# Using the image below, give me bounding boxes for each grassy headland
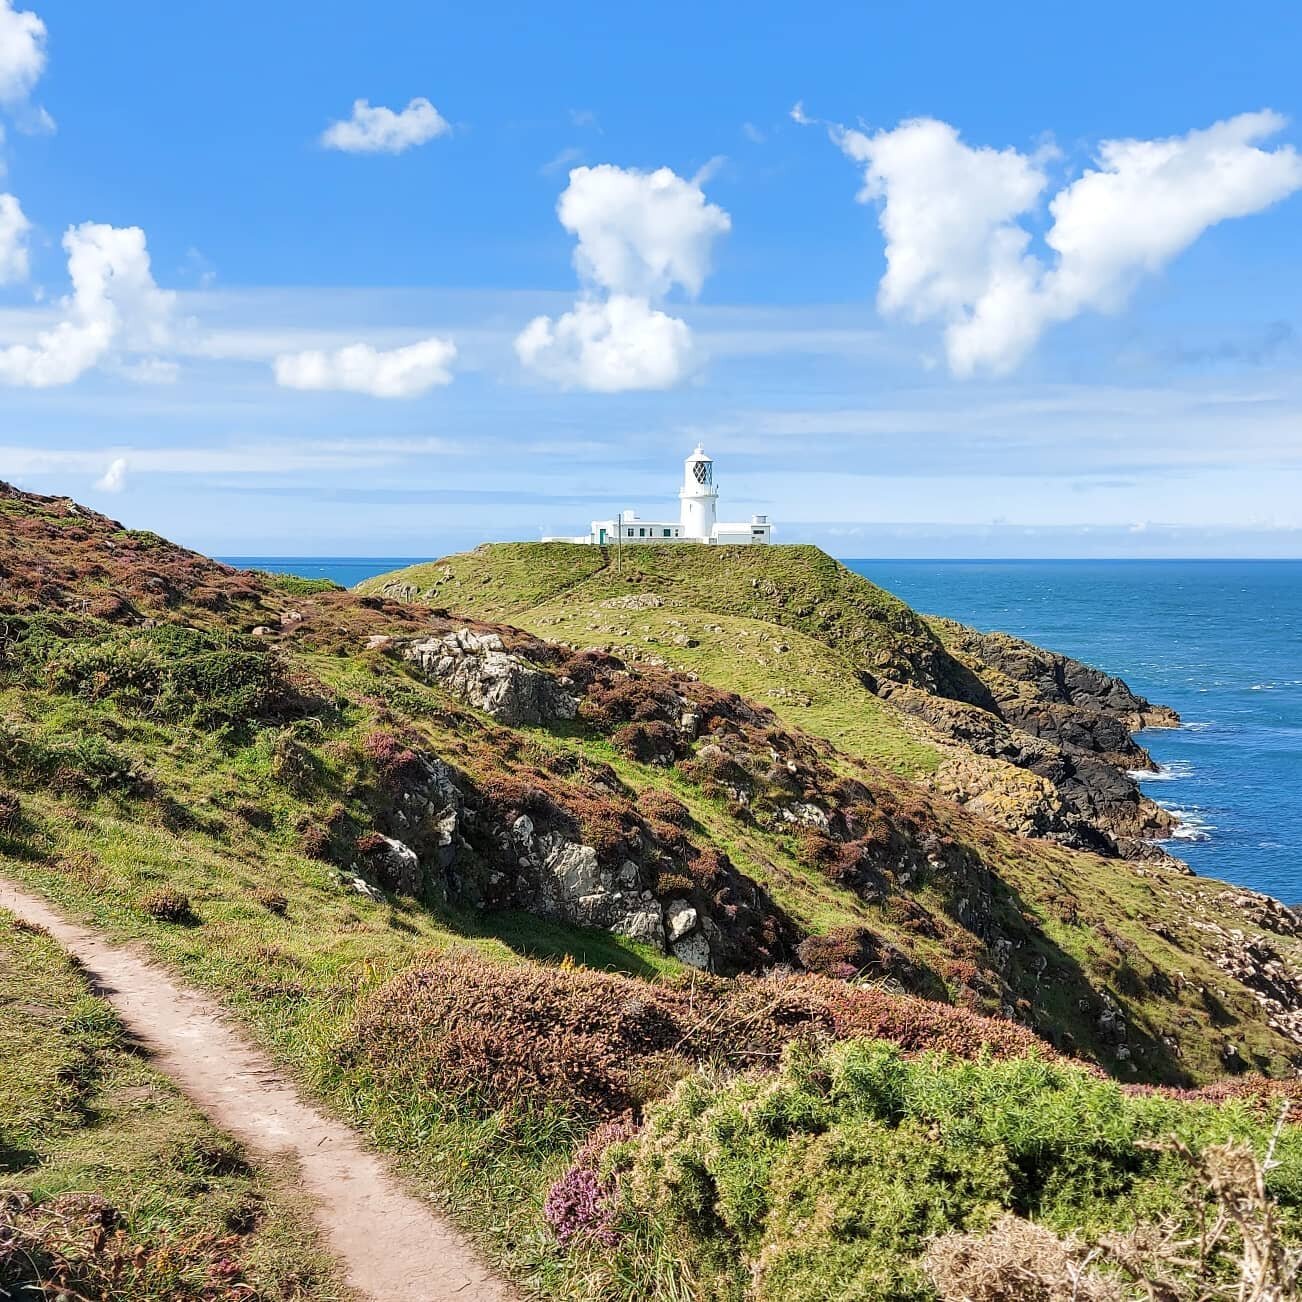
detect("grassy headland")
[1,488,1300,1299]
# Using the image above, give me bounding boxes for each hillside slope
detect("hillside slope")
[362,542,1177,856]
[2,485,1301,1298]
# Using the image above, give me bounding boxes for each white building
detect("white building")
[545,445,773,546]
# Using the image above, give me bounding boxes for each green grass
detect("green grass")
[0,910,345,1301]
[360,542,949,681]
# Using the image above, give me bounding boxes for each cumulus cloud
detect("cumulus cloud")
[0,0,45,105]
[95,456,126,493]
[836,111,1302,375]
[320,98,450,154]
[273,336,457,397]
[0,221,175,387]
[517,163,730,391]
[0,189,29,282]
[559,163,731,298]
[515,294,693,391]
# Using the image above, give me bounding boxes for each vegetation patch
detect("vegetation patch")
[346,950,1045,1123]
[596,1039,1302,1301]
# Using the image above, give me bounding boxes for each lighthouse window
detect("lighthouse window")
[626,528,634,537]
[693,460,712,484]
[638,527,646,537]
[663,528,671,537]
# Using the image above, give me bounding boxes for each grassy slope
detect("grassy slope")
[361,544,1302,1080]
[0,911,344,1301]
[2,497,1300,1300]
[363,543,946,777]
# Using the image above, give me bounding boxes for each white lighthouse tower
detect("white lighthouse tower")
[546,444,772,545]
[679,444,719,540]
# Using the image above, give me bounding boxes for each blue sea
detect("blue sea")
[225,556,1302,906]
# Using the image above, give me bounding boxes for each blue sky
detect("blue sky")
[2,1,1302,556]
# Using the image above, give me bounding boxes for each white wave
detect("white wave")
[1161,807,1215,842]
[1128,760,1195,782]
[1182,721,1214,733]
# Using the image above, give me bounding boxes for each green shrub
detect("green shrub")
[611,1040,1302,1301]
[0,719,146,796]
[253,571,342,595]
[39,624,306,727]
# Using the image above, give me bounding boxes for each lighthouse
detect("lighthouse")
[544,445,773,545]
[679,444,719,540]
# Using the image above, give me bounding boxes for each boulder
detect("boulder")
[402,630,578,725]
[666,900,698,943]
[672,932,712,970]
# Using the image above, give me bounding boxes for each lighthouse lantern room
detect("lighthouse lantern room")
[545,445,772,546]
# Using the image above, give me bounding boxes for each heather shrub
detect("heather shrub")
[346,955,1059,1125]
[347,953,691,1120]
[250,887,288,915]
[137,888,195,924]
[610,1040,1302,1301]
[637,788,692,827]
[297,823,332,860]
[544,1114,639,1247]
[361,730,425,786]
[0,790,20,835]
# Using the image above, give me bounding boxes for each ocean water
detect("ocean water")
[225,556,1302,906]
[848,560,1302,907]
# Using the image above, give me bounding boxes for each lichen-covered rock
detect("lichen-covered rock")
[401,628,578,725]
[672,931,712,969]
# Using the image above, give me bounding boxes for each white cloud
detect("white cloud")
[0,190,28,282]
[790,102,811,126]
[0,221,175,387]
[517,163,729,391]
[0,436,466,483]
[95,455,126,492]
[0,0,44,105]
[515,294,693,391]
[320,98,449,154]
[558,163,730,298]
[273,336,457,397]
[838,112,1302,375]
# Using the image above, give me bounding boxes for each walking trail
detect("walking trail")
[0,879,515,1302]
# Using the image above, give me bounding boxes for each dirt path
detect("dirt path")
[0,880,515,1302]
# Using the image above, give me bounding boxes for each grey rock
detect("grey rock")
[617,908,667,949]
[402,630,578,725]
[371,835,422,896]
[672,931,712,970]
[666,900,698,943]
